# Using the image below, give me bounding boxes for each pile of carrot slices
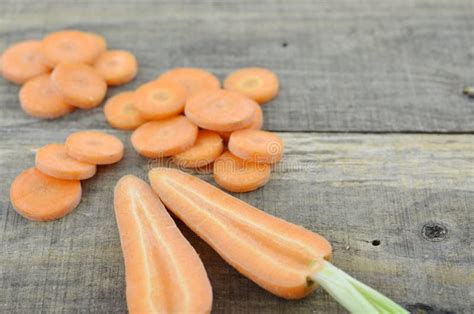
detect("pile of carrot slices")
[1,30,137,119]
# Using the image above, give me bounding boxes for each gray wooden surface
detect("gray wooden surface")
[1,1,473,313]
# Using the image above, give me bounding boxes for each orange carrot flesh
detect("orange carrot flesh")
[157,67,220,96]
[172,130,224,168]
[228,129,284,164]
[148,168,332,299]
[84,32,107,59]
[114,175,212,313]
[224,67,279,104]
[94,50,138,86]
[10,167,81,221]
[65,130,124,165]
[104,91,146,130]
[219,101,263,141]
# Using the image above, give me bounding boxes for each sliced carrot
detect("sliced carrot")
[131,115,198,158]
[228,129,284,164]
[94,50,138,86]
[224,67,279,104]
[19,74,75,119]
[157,67,220,96]
[10,167,82,221]
[51,62,107,109]
[148,168,332,299]
[219,101,263,141]
[213,151,271,192]
[41,30,100,67]
[1,40,50,84]
[172,130,224,168]
[114,175,212,313]
[85,32,107,57]
[134,80,187,120]
[185,89,256,132]
[35,143,96,180]
[65,130,124,165]
[104,91,146,130]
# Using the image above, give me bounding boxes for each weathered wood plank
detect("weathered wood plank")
[1,130,472,313]
[0,0,473,132]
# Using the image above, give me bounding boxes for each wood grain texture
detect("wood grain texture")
[1,129,472,313]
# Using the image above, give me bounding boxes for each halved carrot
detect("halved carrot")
[213,151,271,192]
[1,40,50,84]
[224,67,279,104]
[131,115,198,158]
[114,175,212,313]
[41,30,100,67]
[134,80,187,120]
[19,74,75,119]
[51,62,107,109]
[219,102,263,141]
[10,167,81,221]
[157,67,220,97]
[172,130,224,168]
[228,129,284,164]
[104,91,146,130]
[185,89,256,132]
[85,32,107,57]
[35,143,96,180]
[65,130,124,165]
[94,50,138,86]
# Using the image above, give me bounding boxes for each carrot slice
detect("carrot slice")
[19,74,75,119]
[134,80,187,120]
[41,30,100,67]
[131,115,198,158]
[94,50,138,86]
[65,130,124,165]
[157,67,220,97]
[213,151,271,192]
[172,130,224,168]
[219,101,263,141]
[35,143,96,180]
[114,175,212,313]
[51,62,107,109]
[224,67,279,104]
[104,91,146,130]
[228,129,284,164]
[185,89,256,132]
[1,40,50,84]
[10,167,81,221]
[85,32,107,57]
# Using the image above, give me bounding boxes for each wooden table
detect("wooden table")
[1,1,473,313]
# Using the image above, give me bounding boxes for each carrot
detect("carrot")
[218,101,263,141]
[51,62,107,109]
[35,143,96,180]
[114,175,212,313]
[172,130,224,168]
[19,74,75,119]
[224,67,279,104]
[65,130,124,165]
[228,129,284,164]
[1,40,50,84]
[213,151,271,192]
[131,115,198,158]
[41,30,100,67]
[85,32,107,57]
[10,167,81,221]
[134,80,187,120]
[157,67,220,96]
[104,91,146,130]
[94,50,138,86]
[185,89,256,132]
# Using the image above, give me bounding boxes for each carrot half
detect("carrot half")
[114,175,212,313]
[148,168,407,312]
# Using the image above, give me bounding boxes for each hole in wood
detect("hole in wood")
[422,222,448,242]
[281,42,288,47]
[371,240,381,246]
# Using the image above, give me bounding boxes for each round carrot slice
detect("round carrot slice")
[35,143,96,180]
[41,30,100,67]
[131,115,198,158]
[185,89,256,132]
[224,67,279,104]
[158,67,220,96]
[172,130,224,168]
[134,80,187,120]
[94,50,138,86]
[219,102,263,141]
[1,40,50,84]
[19,74,75,119]
[213,151,271,192]
[85,32,107,57]
[51,63,107,109]
[10,167,82,221]
[104,91,146,130]
[228,129,284,164]
[65,130,124,165]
